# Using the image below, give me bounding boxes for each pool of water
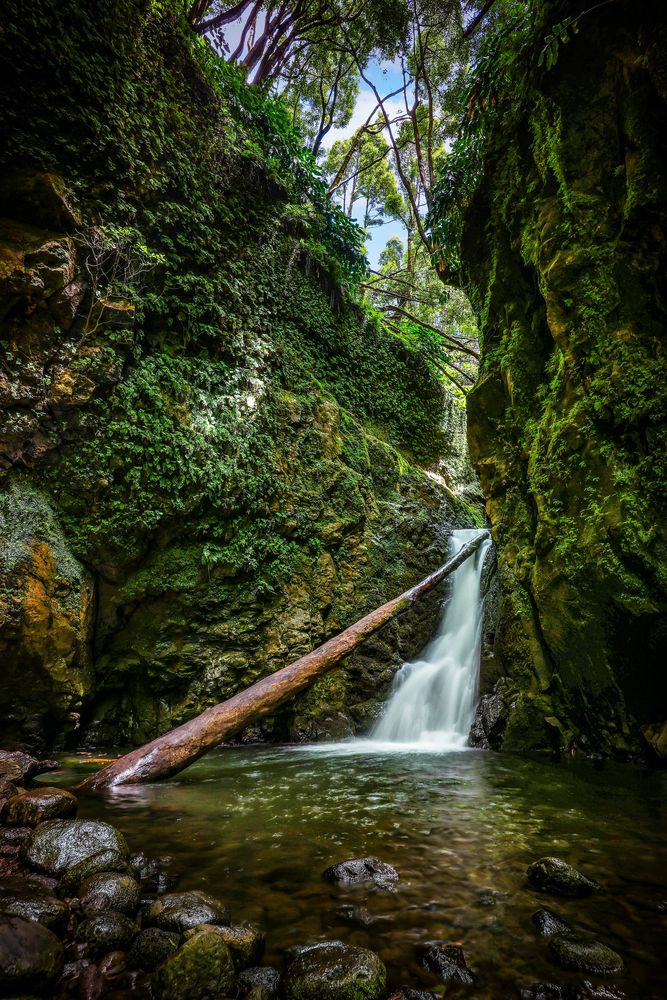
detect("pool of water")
[50,744,667,997]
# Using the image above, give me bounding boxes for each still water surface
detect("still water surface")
[53,745,667,998]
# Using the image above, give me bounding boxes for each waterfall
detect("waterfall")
[371,528,491,751]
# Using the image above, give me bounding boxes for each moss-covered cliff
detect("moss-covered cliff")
[0,0,479,751]
[463,1,667,759]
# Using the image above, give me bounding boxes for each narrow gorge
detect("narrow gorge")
[1,1,666,998]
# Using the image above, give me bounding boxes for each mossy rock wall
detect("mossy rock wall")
[0,0,480,750]
[463,1,667,759]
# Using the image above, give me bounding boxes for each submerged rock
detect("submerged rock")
[548,935,623,974]
[284,940,386,1000]
[423,943,476,984]
[146,888,230,932]
[75,910,139,951]
[322,857,399,889]
[79,870,141,915]
[532,908,574,936]
[237,965,281,999]
[0,875,67,930]
[127,927,181,971]
[0,914,64,995]
[154,926,236,1000]
[23,819,129,876]
[1,786,78,825]
[130,852,177,894]
[527,858,601,897]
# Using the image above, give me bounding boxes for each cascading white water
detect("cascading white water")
[371,528,491,751]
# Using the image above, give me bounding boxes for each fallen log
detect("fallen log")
[78,530,489,792]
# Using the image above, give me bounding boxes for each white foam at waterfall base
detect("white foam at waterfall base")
[368,527,492,752]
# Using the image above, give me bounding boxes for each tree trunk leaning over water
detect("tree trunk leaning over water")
[78,531,489,792]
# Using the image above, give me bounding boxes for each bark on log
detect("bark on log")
[78,530,489,792]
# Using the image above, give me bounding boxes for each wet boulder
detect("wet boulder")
[322,857,399,889]
[154,926,236,1000]
[548,935,623,974]
[146,889,230,932]
[0,750,59,786]
[23,819,129,877]
[127,927,181,971]
[75,911,139,951]
[79,870,141,915]
[237,965,281,999]
[527,858,601,897]
[532,908,574,936]
[57,848,132,897]
[184,921,265,970]
[0,914,64,995]
[0,875,67,930]
[423,943,476,984]
[1,786,78,825]
[284,940,386,1000]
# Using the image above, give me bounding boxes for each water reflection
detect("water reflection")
[52,747,667,997]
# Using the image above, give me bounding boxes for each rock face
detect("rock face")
[462,2,667,756]
[0,0,481,754]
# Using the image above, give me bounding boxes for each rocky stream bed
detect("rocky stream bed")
[1,746,665,999]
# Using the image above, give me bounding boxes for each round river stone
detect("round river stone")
[79,870,141,915]
[0,914,64,995]
[1,786,78,826]
[284,940,386,1000]
[75,910,139,951]
[548,935,623,974]
[526,857,601,897]
[0,875,67,930]
[184,921,265,970]
[127,926,181,971]
[154,927,237,1000]
[23,819,129,877]
[57,848,132,897]
[146,889,230,932]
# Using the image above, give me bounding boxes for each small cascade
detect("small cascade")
[372,527,491,750]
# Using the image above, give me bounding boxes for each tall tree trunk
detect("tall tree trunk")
[77,531,488,793]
